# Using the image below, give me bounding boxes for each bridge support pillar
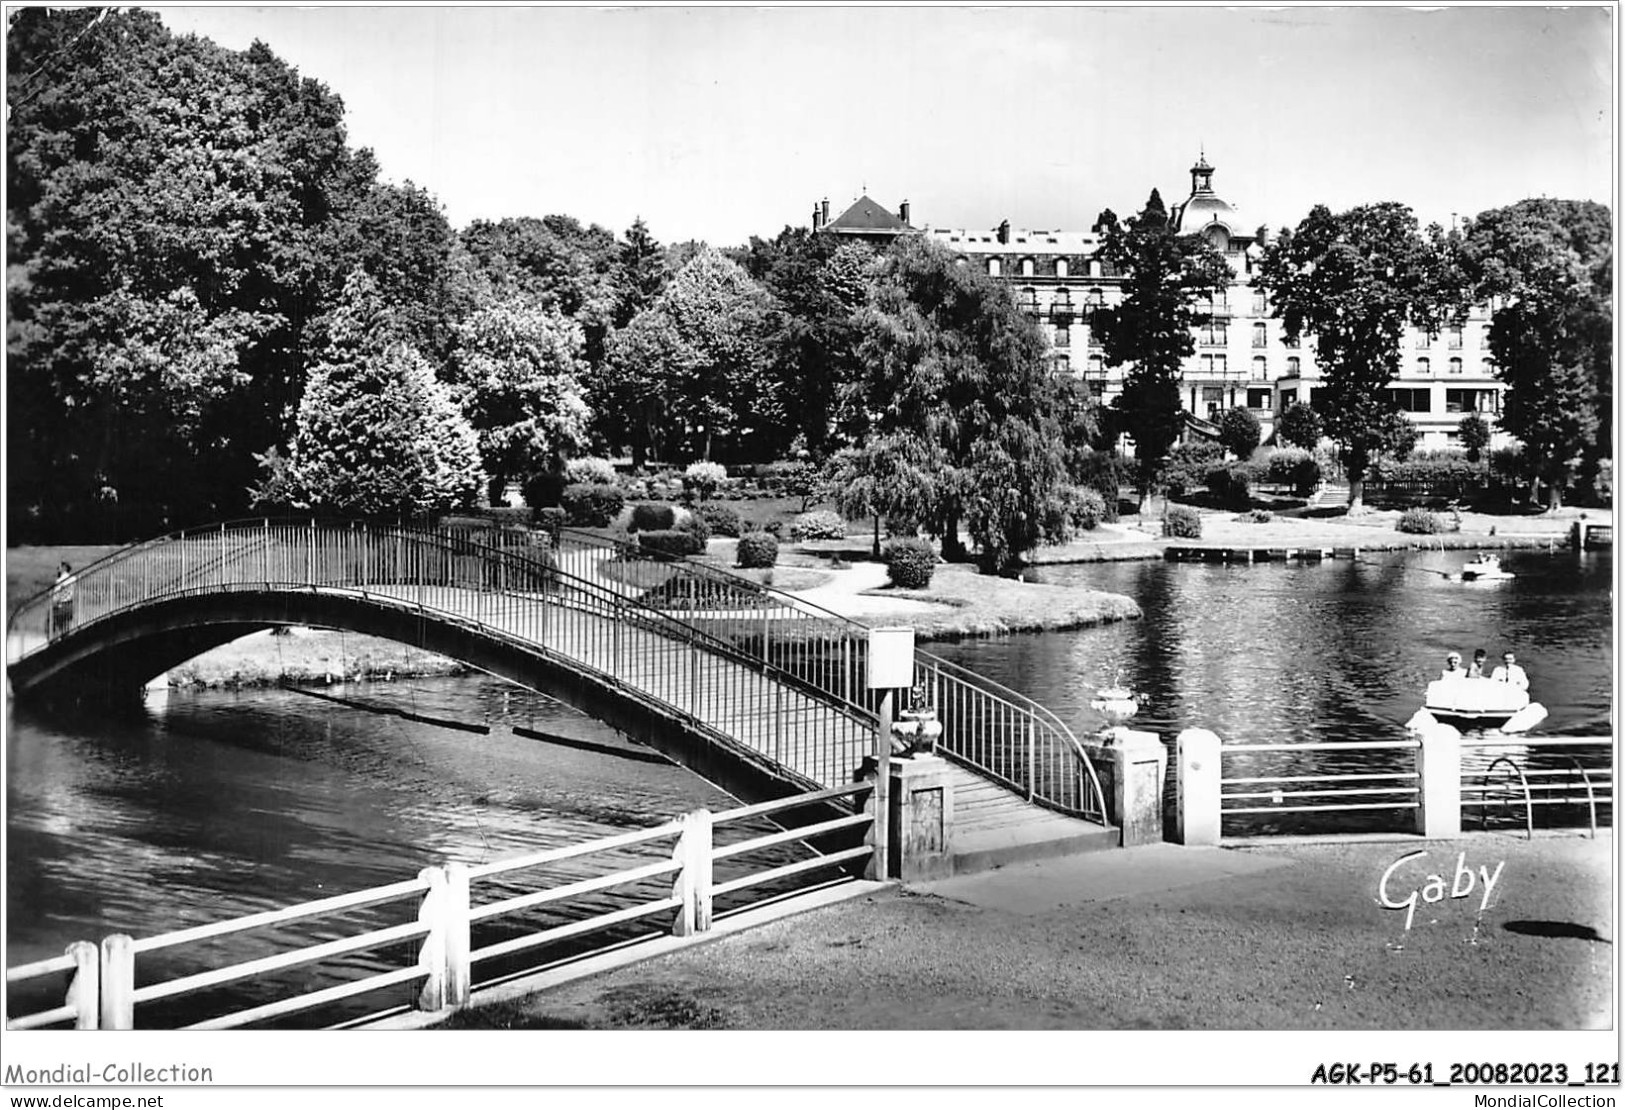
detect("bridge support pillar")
[1094,728,1167,847]
[887,755,954,881]
[1175,728,1222,846]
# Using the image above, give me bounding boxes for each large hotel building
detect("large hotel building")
[813,156,1506,452]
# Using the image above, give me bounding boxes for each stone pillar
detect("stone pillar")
[1415,729,1462,839]
[889,755,954,881]
[1101,727,1167,846]
[1175,728,1222,846]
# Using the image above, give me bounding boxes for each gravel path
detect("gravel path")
[478,832,1613,1031]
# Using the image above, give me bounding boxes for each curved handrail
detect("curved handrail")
[1481,756,1534,840]
[8,518,1107,821]
[1559,755,1598,839]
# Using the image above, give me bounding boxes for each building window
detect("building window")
[1213,354,1227,378]
[1021,257,1035,277]
[1247,387,1272,410]
[1446,388,1495,414]
[1416,330,1432,350]
[1389,388,1431,413]
[1286,356,1301,377]
[1252,322,1267,348]
[1252,355,1267,379]
[1417,357,1430,376]
[988,258,1001,277]
[1482,359,1496,376]
[1200,320,1228,346]
[1449,357,1463,375]
[1087,354,1104,378]
[1054,325,1070,348]
[1447,326,1463,350]
[1252,290,1267,314]
[1280,388,1297,408]
[1202,385,1224,417]
[1020,286,1040,314]
[1056,259,1069,279]
[1089,259,1102,278]
[1053,353,1070,374]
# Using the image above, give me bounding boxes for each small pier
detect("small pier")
[1571,520,1613,550]
[1165,546,1343,564]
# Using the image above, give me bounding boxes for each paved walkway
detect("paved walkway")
[497,831,1613,1030]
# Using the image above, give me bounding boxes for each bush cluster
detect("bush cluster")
[1162,505,1202,539]
[1259,447,1323,496]
[1204,464,1252,508]
[695,501,743,537]
[683,461,728,501]
[1368,455,1488,487]
[1162,442,1224,499]
[882,537,937,589]
[1396,507,1442,534]
[789,510,847,541]
[1069,449,1125,524]
[566,457,618,486]
[637,528,704,558]
[736,531,779,568]
[628,503,677,533]
[561,482,625,528]
[1235,509,1273,524]
[1055,485,1106,532]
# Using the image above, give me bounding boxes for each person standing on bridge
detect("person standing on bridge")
[50,561,75,638]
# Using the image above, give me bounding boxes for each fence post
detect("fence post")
[67,941,99,1030]
[1175,729,1222,846]
[1025,716,1036,801]
[99,934,134,1030]
[671,809,714,937]
[1415,730,1462,839]
[443,862,471,1009]
[415,866,448,1012]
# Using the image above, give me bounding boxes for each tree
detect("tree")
[1257,203,1460,511]
[452,299,591,503]
[1218,407,1262,459]
[824,434,939,557]
[1090,189,1232,502]
[1457,413,1491,462]
[1276,400,1323,450]
[614,216,669,328]
[261,271,483,517]
[856,236,1071,570]
[1462,199,1611,509]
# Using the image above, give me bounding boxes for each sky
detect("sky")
[148,4,1615,246]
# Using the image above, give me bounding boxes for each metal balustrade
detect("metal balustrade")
[7,518,1107,822]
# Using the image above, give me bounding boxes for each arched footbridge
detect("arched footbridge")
[7,520,1112,863]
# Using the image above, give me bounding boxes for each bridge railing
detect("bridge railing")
[7,518,1106,822]
[550,527,1107,822]
[4,782,874,1031]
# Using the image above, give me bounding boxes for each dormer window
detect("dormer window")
[1056,259,1069,278]
[1020,258,1035,278]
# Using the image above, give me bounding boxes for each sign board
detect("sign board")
[867,626,915,689]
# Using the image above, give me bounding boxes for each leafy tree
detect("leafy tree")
[856,236,1070,570]
[614,216,669,328]
[1090,189,1232,503]
[1457,413,1491,462]
[825,434,940,557]
[452,299,591,503]
[1257,203,1461,510]
[1218,407,1262,459]
[1462,199,1612,509]
[601,308,680,469]
[1276,400,1323,450]
[262,271,483,517]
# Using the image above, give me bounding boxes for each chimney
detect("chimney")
[997,219,1010,245]
[899,199,911,226]
[821,198,830,225]
[812,203,822,231]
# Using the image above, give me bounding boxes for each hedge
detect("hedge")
[696,502,743,537]
[561,482,625,528]
[565,457,618,485]
[1396,508,1442,535]
[883,537,937,589]
[637,528,704,558]
[1204,464,1253,508]
[789,510,847,541]
[628,503,677,533]
[736,531,779,568]
[1162,505,1202,539]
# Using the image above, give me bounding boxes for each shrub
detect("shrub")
[637,528,703,558]
[883,537,937,589]
[532,507,566,544]
[1218,407,1262,459]
[1396,507,1442,534]
[1457,413,1491,462]
[761,460,818,509]
[736,531,779,568]
[683,461,728,501]
[1070,449,1126,523]
[566,457,617,485]
[1064,486,1107,531]
[1162,441,1224,499]
[1260,447,1322,496]
[522,467,568,509]
[628,503,677,533]
[789,510,847,541]
[1162,505,1202,539]
[560,482,625,527]
[676,510,712,548]
[1277,401,1323,450]
[695,501,743,537]
[1205,463,1253,508]
[1235,509,1273,524]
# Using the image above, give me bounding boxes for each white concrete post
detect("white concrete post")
[1415,729,1462,838]
[443,862,472,1009]
[67,940,100,1029]
[1175,728,1223,846]
[415,866,449,1012]
[1105,727,1168,847]
[671,809,714,936]
[99,934,135,1030]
